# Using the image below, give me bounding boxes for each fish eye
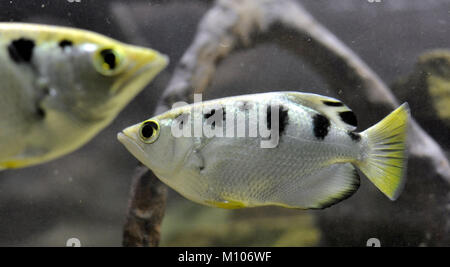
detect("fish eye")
[139,120,160,144]
[93,47,126,76]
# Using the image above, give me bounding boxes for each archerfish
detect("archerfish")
[0,23,168,169]
[118,92,410,209]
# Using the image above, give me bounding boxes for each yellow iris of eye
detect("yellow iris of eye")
[139,120,160,144]
[93,47,126,76]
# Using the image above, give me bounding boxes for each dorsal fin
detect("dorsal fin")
[284,92,357,131]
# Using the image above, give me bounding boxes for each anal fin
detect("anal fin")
[270,163,360,209]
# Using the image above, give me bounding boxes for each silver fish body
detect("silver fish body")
[119,92,409,209]
[0,23,168,169]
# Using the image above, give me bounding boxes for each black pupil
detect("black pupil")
[101,49,117,70]
[141,122,156,139]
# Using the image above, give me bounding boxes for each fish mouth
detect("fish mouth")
[111,51,168,96]
[117,131,150,167]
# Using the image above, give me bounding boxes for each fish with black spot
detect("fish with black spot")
[0,23,168,169]
[118,91,410,209]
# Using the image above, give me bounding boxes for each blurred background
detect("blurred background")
[0,0,448,246]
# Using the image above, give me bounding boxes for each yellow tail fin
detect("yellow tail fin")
[357,103,410,200]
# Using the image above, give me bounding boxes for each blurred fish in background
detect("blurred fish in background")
[0,23,168,169]
[0,0,448,247]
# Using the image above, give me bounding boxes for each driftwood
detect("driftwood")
[122,164,167,247]
[121,0,450,246]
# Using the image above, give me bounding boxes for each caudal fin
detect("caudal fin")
[357,103,410,200]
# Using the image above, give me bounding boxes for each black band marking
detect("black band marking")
[8,38,35,63]
[266,105,289,135]
[348,131,361,142]
[204,109,215,120]
[313,113,330,140]
[204,108,226,128]
[175,113,188,127]
[59,40,73,49]
[339,111,358,127]
[36,106,46,119]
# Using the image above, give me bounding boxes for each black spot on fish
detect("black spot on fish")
[204,109,216,120]
[339,111,358,127]
[175,113,185,126]
[36,106,46,119]
[8,38,35,63]
[266,105,289,135]
[204,108,226,128]
[34,87,50,120]
[239,101,251,111]
[348,131,361,142]
[313,113,330,140]
[59,40,73,49]
[322,101,344,107]
[174,113,190,133]
[205,110,216,128]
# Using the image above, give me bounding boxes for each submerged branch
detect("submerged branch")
[122,0,450,246]
[123,164,167,247]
